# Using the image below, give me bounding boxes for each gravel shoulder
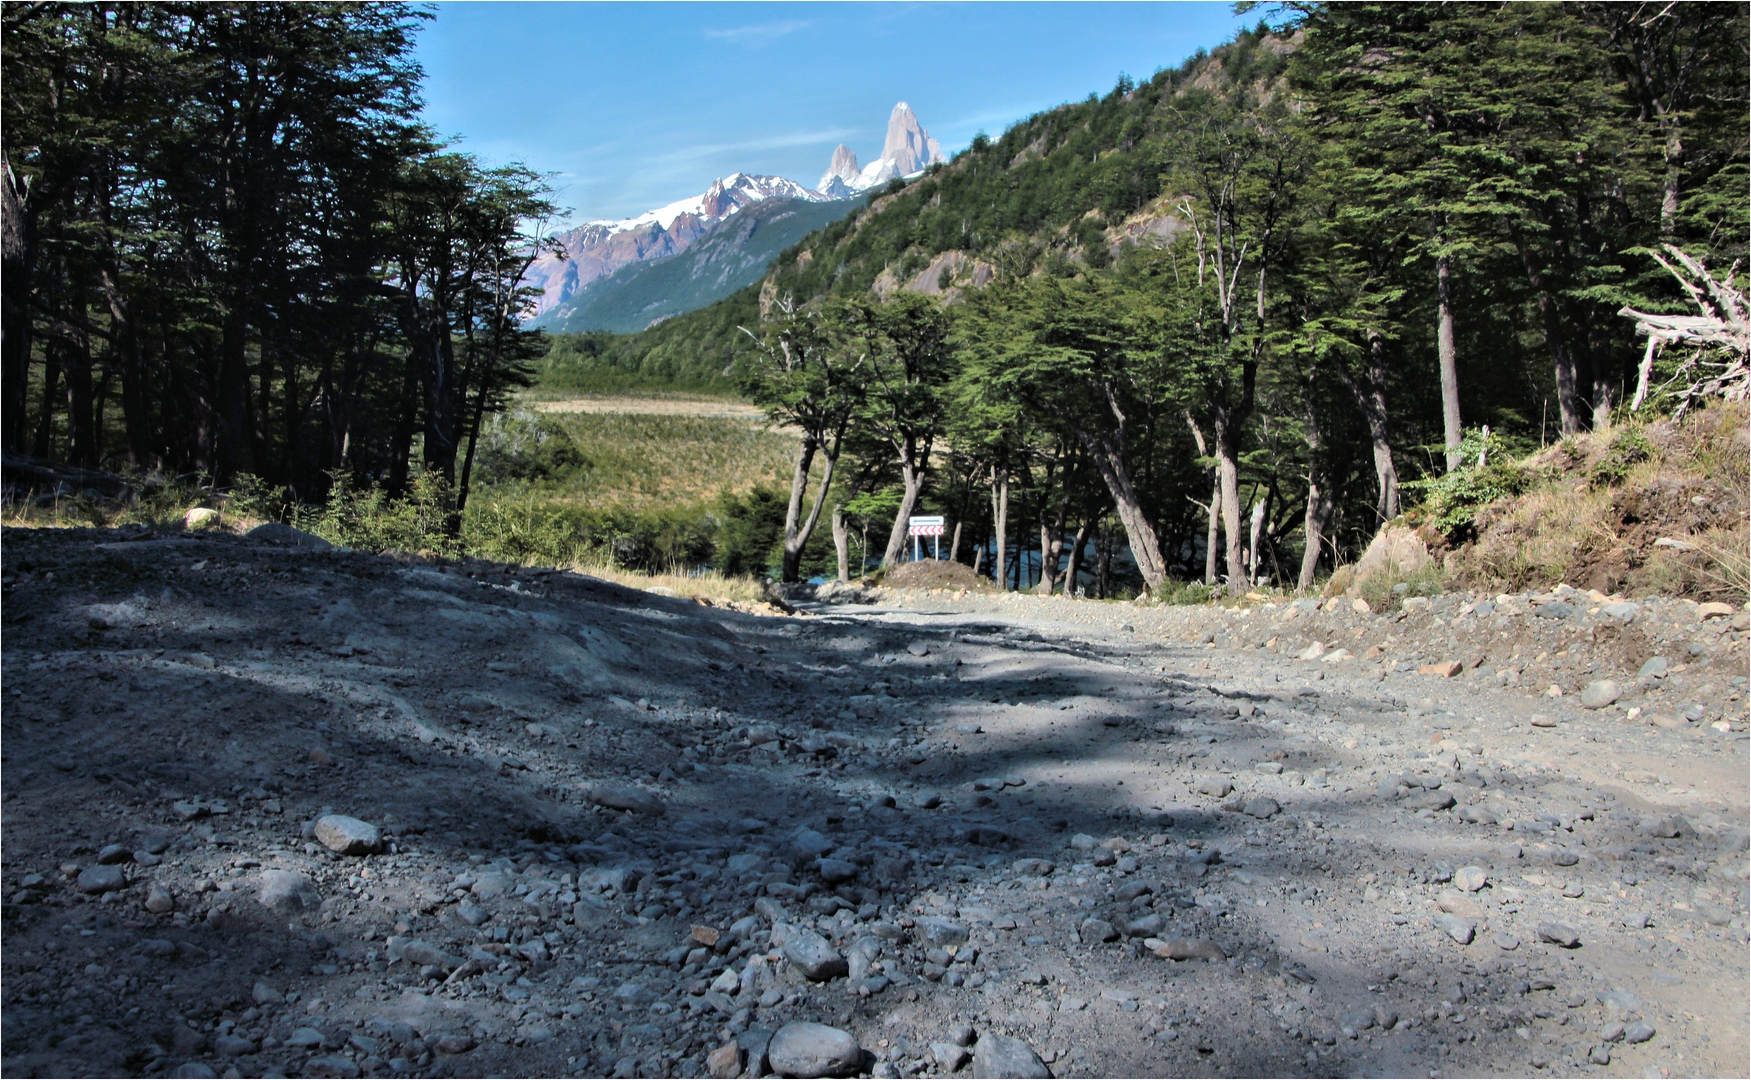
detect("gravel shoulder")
[3,526,1746,1080]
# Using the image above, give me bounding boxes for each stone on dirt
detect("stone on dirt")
[246,521,332,549]
[582,783,666,815]
[75,864,125,893]
[313,814,382,855]
[767,1022,862,1078]
[782,928,848,981]
[972,1034,1049,1079]
[256,870,321,914]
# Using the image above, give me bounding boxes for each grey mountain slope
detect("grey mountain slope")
[537,195,870,335]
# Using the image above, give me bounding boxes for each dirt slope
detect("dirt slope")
[2,526,1746,1080]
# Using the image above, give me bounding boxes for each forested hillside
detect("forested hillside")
[557,4,1748,593]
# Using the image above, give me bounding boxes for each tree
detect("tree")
[738,297,867,582]
[848,292,955,570]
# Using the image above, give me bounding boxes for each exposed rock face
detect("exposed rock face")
[820,103,950,196]
[881,102,946,178]
[817,144,861,195]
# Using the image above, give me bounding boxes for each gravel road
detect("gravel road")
[3,525,1746,1079]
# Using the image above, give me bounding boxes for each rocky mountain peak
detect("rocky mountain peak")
[882,102,946,178]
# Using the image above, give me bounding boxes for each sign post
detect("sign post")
[907,516,945,561]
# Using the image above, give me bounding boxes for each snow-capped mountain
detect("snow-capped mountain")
[817,102,947,195]
[522,174,832,319]
[522,104,949,322]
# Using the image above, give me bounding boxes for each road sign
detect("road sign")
[907,515,945,537]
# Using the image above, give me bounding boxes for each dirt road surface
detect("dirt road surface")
[4,526,1746,1079]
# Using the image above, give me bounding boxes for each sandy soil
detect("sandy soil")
[3,525,1746,1080]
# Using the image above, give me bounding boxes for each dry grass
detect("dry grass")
[535,412,796,515]
[1447,402,1748,601]
[563,559,780,606]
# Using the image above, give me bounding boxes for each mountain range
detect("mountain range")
[527,103,947,332]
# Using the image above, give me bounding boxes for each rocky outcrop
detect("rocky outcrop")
[817,144,861,196]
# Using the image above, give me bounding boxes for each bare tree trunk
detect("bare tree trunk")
[832,504,852,582]
[1096,521,1112,598]
[2,157,32,454]
[1341,334,1401,522]
[1514,233,1582,436]
[1298,473,1332,593]
[1247,494,1266,587]
[1064,516,1094,596]
[781,438,837,583]
[881,455,923,569]
[1185,413,1221,585]
[1436,253,1463,472]
[1080,432,1168,591]
[1212,410,1246,594]
[1036,493,1068,594]
[990,466,1010,590]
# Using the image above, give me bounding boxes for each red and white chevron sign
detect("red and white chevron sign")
[907,515,945,537]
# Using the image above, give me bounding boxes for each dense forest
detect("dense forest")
[1,1,557,519]
[4,3,1747,594]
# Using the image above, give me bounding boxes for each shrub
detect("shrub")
[1402,428,1530,540]
[1588,427,1654,489]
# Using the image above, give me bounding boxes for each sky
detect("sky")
[414,2,1258,226]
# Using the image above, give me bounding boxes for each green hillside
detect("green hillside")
[537,27,1293,390]
[536,195,870,335]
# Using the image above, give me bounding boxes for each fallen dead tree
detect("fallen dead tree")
[1623,244,1750,416]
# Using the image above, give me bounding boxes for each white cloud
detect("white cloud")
[703,19,812,47]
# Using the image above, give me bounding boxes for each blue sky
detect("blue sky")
[415,2,1256,225]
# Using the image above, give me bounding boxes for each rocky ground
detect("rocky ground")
[3,524,1747,1080]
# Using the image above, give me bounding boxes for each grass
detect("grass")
[1442,402,1748,601]
[510,409,794,516]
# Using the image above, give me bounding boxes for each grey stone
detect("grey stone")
[1580,680,1622,709]
[767,1022,861,1078]
[817,857,857,884]
[1243,796,1281,819]
[932,1043,971,1071]
[314,814,381,855]
[1597,990,1643,1015]
[387,936,464,972]
[1124,914,1165,938]
[583,783,666,815]
[253,980,285,1005]
[455,901,488,926]
[1433,914,1476,945]
[1588,1044,1612,1065]
[952,1025,977,1047]
[915,916,970,946]
[972,1034,1049,1079]
[791,828,835,858]
[97,843,132,864]
[144,884,175,913]
[1550,850,1580,867]
[1196,779,1234,798]
[782,928,848,981]
[76,864,125,894]
[214,1034,257,1056]
[1339,1010,1375,1032]
[1624,1021,1656,1044]
[1637,656,1669,679]
[304,1055,362,1079]
[1600,602,1639,622]
[1536,922,1581,948]
[287,1027,326,1048]
[1455,866,1488,893]
[246,521,332,549]
[256,870,321,914]
[1535,602,1575,619]
[1080,918,1118,943]
[907,642,931,657]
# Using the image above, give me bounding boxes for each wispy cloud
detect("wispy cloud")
[703,19,812,47]
[649,127,859,164]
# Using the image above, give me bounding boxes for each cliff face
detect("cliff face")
[818,103,950,194]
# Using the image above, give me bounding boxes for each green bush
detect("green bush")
[1588,427,1654,489]
[1157,580,1216,605]
[1402,429,1530,540]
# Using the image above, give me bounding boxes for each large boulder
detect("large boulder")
[314,814,382,855]
[246,522,332,550]
[1350,524,1431,586]
[972,1034,1050,1079]
[257,870,321,914]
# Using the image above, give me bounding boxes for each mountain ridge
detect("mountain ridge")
[523,103,948,330]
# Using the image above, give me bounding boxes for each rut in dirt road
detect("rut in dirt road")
[3,526,1746,1080]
